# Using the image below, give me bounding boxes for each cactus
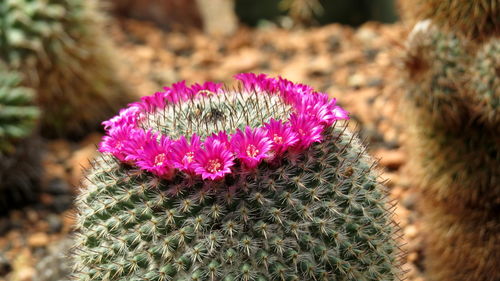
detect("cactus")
[404,22,499,209]
[406,0,499,40]
[469,38,499,124]
[0,64,40,213]
[73,74,401,281]
[0,0,131,138]
[403,10,499,281]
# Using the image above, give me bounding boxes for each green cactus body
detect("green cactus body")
[470,38,500,124]
[404,19,500,281]
[0,64,40,213]
[405,21,500,210]
[73,76,400,281]
[0,0,131,138]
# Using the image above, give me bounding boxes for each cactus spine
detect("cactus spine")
[0,64,40,213]
[73,75,401,281]
[0,0,131,138]
[403,1,499,280]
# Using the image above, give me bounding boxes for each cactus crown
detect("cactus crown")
[99,73,349,180]
[75,74,399,281]
[0,65,38,153]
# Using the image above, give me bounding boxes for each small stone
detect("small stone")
[373,149,406,170]
[347,73,366,88]
[0,254,11,276]
[28,232,49,248]
[367,77,383,87]
[47,214,63,233]
[52,195,73,213]
[45,178,71,195]
[404,225,418,239]
[401,192,419,210]
[407,251,419,262]
[69,143,99,188]
[17,267,36,281]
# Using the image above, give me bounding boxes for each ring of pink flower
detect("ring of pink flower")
[99,73,349,180]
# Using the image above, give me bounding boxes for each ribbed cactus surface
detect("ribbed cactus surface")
[0,65,40,213]
[73,74,400,281]
[0,0,130,138]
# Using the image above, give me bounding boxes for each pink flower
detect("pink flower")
[98,125,138,161]
[138,91,168,112]
[205,131,230,149]
[234,73,278,93]
[171,134,202,174]
[193,138,235,180]
[131,132,174,177]
[162,81,192,105]
[289,113,324,149]
[230,126,272,169]
[276,77,314,105]
[102,105,143,131]
[332,106,349,120]
[190,81,223,96]
[294,93,336,125]
[264,119,298,156]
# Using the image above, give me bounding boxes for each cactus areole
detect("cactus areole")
[76,73,398,281]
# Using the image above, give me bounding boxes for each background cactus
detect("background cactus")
[0,0,131,138]
[403,3,499,280]
[0,64,40,213]
[73,75,401,281]
[405,22,499,209]
[402,0,499,40]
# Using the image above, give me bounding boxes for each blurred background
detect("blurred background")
[0,0,498,281]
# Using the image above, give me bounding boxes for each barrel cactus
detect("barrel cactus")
[405,21,499,209]
[403,4,499,280]
[73,74,401,281]
[0,0,131,138]
[0,64,40,213]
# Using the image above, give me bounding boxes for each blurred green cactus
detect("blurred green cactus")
[403,13,499,281]
[0,64,40,213]
[469,38,499,124]
[0,0,131,138]
[405,20,499,210]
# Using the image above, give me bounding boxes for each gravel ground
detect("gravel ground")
[0,18,425,281]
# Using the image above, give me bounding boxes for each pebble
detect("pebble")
[28,233,49,248]
[47,215,63,234]
[402,192,419,210]
[405,225,418,239]
[0,253,11,276]
[373,148,406,170]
